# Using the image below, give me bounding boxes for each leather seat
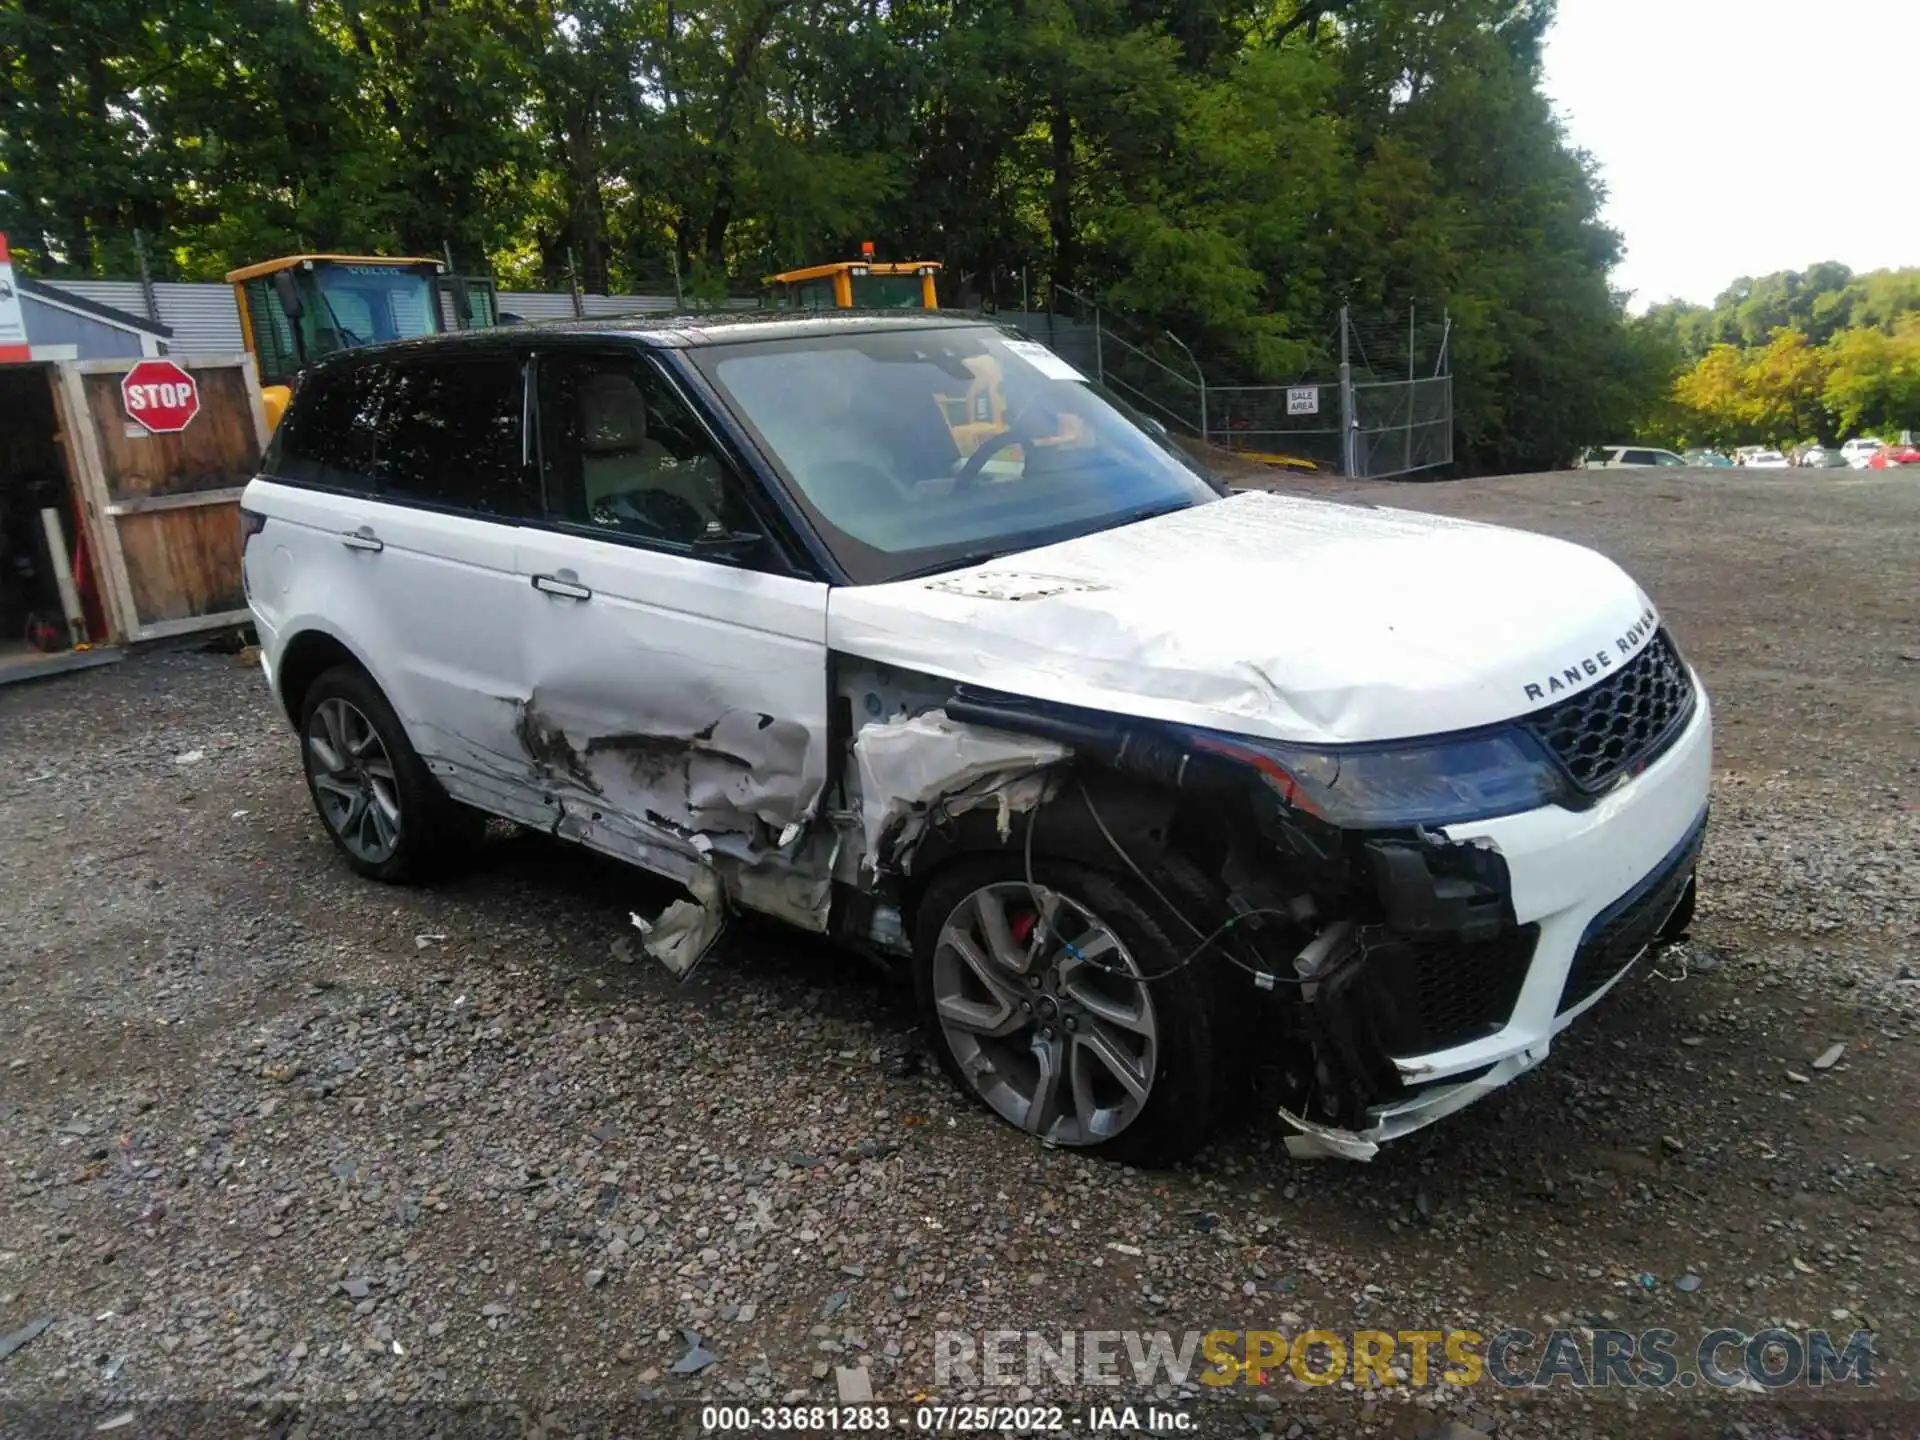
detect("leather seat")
[575,371,724,540]
[578,372,673,510]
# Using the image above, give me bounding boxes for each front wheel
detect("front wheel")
[912,857,1221,1166]
[299,664,479,883]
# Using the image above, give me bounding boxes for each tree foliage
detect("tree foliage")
[1636,265,1920,447]
[2,0,1652,470]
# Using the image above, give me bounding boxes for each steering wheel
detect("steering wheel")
[953,428,1025,491]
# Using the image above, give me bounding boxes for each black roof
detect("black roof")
[533,308,993,346]
[302,307,1004,373]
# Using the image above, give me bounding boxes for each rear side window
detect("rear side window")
[372,356,533,516]
[1621,450,1659,465]
[274,363,385,492]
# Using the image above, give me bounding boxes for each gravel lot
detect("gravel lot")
[1,466,1916,1439]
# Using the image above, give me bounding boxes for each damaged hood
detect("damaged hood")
[828,490,1661,745]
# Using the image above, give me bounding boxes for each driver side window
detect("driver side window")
[536,353,756,552]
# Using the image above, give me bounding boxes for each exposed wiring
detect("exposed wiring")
[1010,776,1320,987]
[1648,942,1691,984]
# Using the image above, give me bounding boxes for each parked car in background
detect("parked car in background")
[1745,450,1791,469]
[1841,438,1884,468]
[1866,442,1920,469]
[1800,447,1851,469]
[1682,450,1733,468]
[1581,445,1689,469]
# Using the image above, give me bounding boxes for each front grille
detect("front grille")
[1558,814,1706,1014]
[1525,630,1695,793]
[1361,926,1539,1055]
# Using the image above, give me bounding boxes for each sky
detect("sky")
[1542,0,1920,311]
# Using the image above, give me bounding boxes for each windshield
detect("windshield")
[848,274,927,308]
[695,325,1220,583]
[298,264,439,357]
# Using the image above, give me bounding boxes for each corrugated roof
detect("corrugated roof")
[17,276,171,336]
[55,280,245,354]
[39,281,760,353]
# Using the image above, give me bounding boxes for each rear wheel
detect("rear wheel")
[913,857,1220,1166]
[299,664,480,883]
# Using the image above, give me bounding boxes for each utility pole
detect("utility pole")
[1407,303,1417,475]
[1339,304,1356,477]
[132,230,159,326]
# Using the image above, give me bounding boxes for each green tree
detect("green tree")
[1823,315,1920,438]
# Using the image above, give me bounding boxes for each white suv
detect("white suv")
[1580,445,1689,469]
[242,314,1711,1164]
[1841,437,1884,469]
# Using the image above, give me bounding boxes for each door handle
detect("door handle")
[531,572,592,601]
[340,526,383,552]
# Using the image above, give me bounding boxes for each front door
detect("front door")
[514,349,832,888]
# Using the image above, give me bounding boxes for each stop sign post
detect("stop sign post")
[121,359,201,434]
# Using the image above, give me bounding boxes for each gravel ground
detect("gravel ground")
[1,466,1916,1439]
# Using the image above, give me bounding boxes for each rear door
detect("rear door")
[513,347,831,889]
[251,352,542,819]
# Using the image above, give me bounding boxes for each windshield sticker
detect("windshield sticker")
[1001,339,1087,383]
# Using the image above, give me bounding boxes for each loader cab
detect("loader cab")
[763,259,941,311]
[227,255,497,429]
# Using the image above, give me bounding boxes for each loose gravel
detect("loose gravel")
[0,466,1916,1439]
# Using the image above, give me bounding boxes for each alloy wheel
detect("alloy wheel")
[931,881,1159,1146]
[306,697,403,865]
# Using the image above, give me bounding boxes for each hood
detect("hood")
[827,490,1663,745]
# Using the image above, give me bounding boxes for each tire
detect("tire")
[1659,873,1698,940]
[912,854,1221,1167]
[298,663,481,883]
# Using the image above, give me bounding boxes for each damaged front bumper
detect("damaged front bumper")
[1286,694,1712,1158]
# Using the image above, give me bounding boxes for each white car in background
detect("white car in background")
[1581,446,1688,469]
[1841,438,1884,469]
[1744,450,1791,469]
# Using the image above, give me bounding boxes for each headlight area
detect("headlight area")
[941,688,1552,1136]
[1183,727,1570,828]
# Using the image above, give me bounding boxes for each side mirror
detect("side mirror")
[1138,415,1170,440]
[271,270,304,321]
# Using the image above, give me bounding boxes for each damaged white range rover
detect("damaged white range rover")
[242,312,1710,1165]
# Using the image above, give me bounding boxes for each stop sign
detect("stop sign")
[121,359,201,434]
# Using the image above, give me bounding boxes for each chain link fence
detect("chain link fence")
[1353,376,1454,476]
[1014,291,1452,478]
[1207,381,1345,471]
